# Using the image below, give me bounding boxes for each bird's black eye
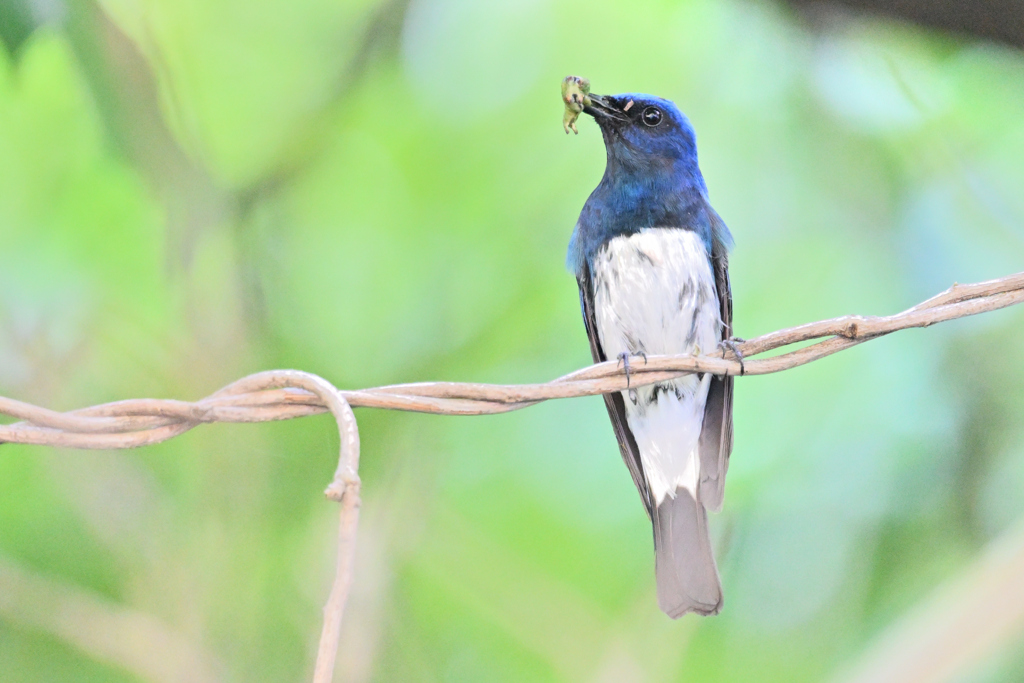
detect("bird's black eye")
[641,106,663,127]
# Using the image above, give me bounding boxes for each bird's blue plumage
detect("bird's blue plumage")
[566,94,732,275]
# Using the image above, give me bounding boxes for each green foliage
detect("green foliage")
[2,1,1024,681]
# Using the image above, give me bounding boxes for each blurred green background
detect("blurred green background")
[2,0,1024,681]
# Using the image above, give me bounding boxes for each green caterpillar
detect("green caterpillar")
[561,75,591,134]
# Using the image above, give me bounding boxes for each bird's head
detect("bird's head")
[583,93,703,190]
[566,89,720,273]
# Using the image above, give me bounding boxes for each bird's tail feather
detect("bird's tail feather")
[653,487,723,618]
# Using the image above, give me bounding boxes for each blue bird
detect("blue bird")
[568,92,734,618]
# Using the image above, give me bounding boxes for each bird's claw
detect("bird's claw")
[618,351,647,403]
[718,337,746,376]
[617,351,632,387]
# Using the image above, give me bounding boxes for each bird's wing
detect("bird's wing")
[697,222,734,513]
[578,263,654,518]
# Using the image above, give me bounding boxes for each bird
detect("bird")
[566,91,735,618]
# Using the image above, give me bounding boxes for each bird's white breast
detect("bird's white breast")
[592,228,722,504]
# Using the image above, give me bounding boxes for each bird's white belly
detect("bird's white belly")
[592,228,722,504]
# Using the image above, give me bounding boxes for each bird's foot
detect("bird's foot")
[617,351,647,404]
[717,337,746,376]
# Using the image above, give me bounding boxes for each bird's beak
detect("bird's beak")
[583,94,631,126]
